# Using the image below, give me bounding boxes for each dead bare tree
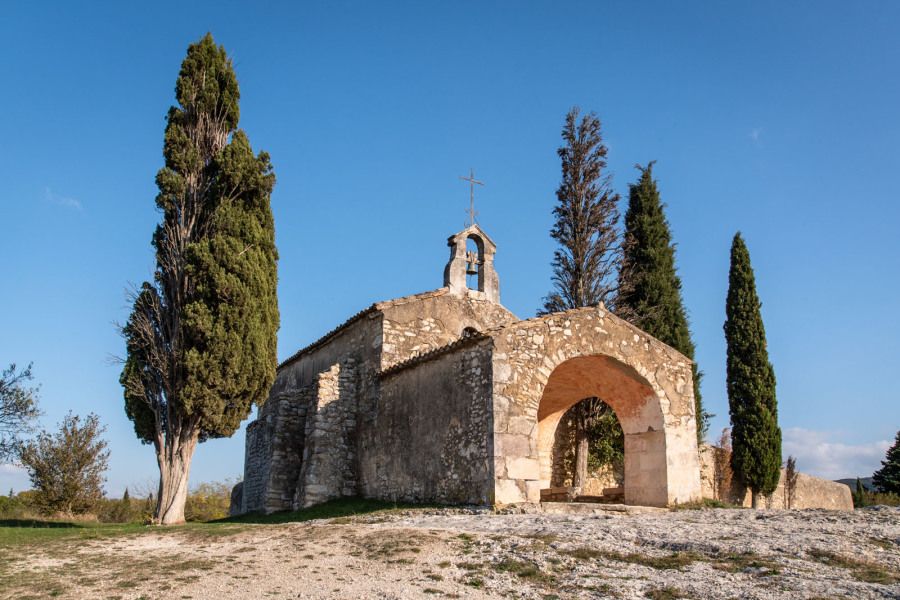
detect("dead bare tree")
[712,428,734,502]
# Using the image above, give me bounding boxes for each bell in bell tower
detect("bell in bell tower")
[444,224,500,303]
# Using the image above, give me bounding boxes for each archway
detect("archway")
[536,355,668,506]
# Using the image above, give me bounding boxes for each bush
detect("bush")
[853,487,900,508]
[184,480,236,522]
[18,412,110,516]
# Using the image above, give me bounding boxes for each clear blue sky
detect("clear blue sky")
[2,2,898,497]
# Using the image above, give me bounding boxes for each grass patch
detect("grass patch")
[710,552,782,575]
[808,549,900,584]
[645,587,693,599]
[669,498,743,510]
[222,497,439,525]
[492,557,556,584]
[560,547,703,571]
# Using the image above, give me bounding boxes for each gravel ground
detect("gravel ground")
[6,506,900,599]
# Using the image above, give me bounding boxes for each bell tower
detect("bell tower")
[444,224,500,303]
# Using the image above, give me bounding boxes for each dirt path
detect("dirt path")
[4,506,900,599]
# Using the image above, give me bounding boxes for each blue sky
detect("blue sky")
[2,2,898,497]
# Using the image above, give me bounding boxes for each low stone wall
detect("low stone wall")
[698,444,853,510]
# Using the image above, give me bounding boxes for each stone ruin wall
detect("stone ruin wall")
[698,444,853,510]
[363,338,496,505]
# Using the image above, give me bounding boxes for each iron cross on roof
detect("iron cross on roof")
[459,168,484,227]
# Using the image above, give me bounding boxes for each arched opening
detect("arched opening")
[549,398,625,499]
[465,235,484,292]
[536,355,667,506]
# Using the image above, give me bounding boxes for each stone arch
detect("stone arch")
[535,355,665,505]
[489,306,701,507]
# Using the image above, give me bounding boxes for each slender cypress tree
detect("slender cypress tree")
[120,34,279,525]
[724,232,781,507]
[854,477,869,507]
[872,430,900,494]
[616,162,709,443]
[542,106,621,490]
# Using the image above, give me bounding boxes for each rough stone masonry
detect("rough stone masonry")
[233,223,711,515]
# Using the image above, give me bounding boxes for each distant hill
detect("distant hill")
[835,476,874,491]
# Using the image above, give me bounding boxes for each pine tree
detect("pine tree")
[873,430,900,494]
[120,33,279,525]
[542,106,621,490]
[616,162,710,443]
[724,232,781,508]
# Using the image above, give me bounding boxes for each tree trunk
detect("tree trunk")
[155,428,199,525]
[750,489,759,509]
[572,419,590,491]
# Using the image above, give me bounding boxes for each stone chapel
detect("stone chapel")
[234,224,702,515]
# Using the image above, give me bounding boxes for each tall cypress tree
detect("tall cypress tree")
[616,162,709,443]
[120,34,279,525]
[872,430,900,494]
[724,232,780,508]
[542,106,621,490]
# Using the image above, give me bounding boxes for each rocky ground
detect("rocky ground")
[5,506,900,599]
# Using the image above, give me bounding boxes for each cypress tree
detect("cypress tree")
[542,106,621,490]
[872,430,900,494]
[616,162,709,443]
[854,477,869,507]
[120,33,279,525]
[724,232,781,508]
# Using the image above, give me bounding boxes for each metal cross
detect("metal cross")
[459,168,485,227]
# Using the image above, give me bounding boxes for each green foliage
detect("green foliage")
[184,480,234,522]
[587,409,624,469]
[724,233,781,501]
[181,130,279,439]
[0,363,42,462]
[872,430,900,494]
[616,163,709,443]
[543,106,620,313]
[853,478,869,508]
[18,412,110,516]
[120,33,278,522]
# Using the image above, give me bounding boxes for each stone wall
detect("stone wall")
[698,444,853,510]
[294,360,359,508]
[364,339,495,505]
[379,292,517,371]
[242,384,315,513]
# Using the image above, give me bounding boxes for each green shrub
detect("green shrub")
[184,480,234,522]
